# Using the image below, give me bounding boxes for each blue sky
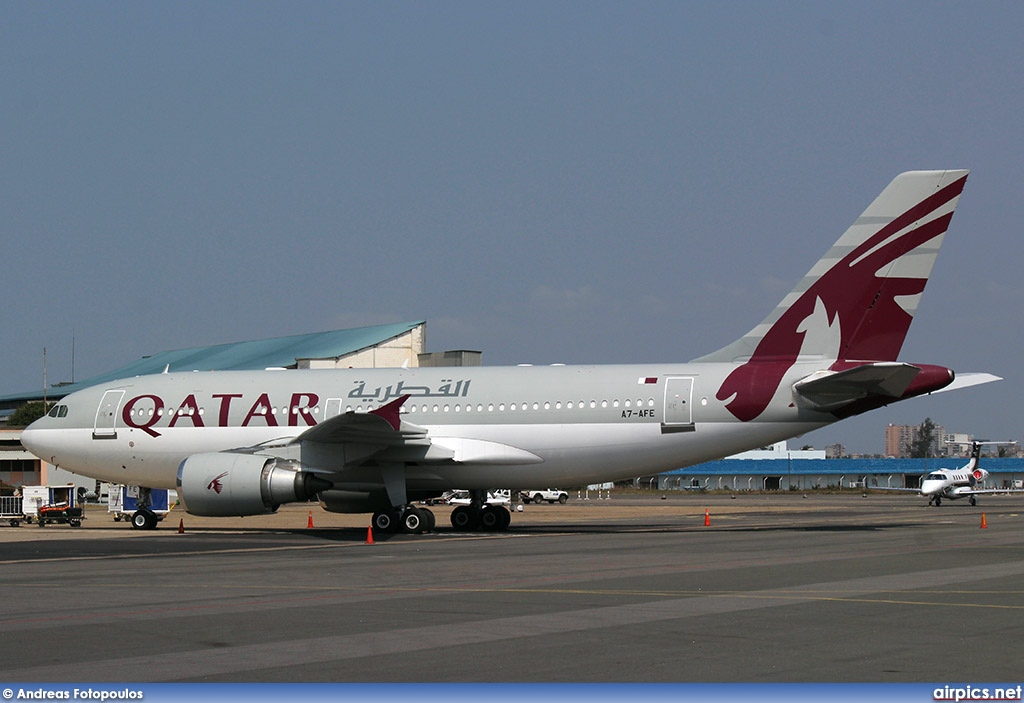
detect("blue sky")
[3,2,1021,454]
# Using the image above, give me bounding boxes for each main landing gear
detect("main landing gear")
[370,496,514,534]
[371,505,437,534]
[450,503,511,532]
[449,489,512,532]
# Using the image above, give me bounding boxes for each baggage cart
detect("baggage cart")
[21,485,86,527]
[0,495,24,527]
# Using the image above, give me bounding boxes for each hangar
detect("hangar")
[655,442,1024,493]
[0,320,479,488]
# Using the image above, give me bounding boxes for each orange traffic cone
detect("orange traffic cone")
[307,510,314,529]
[704,509,710,526]
[981,513,988,529]
[366,525,375,545]
[177,518,184,534]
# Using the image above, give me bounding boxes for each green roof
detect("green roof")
[1,321,425,406]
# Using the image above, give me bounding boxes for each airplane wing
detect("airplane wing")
[792,363,922,412]
[296,395,429,446]
[958,487,1024,495]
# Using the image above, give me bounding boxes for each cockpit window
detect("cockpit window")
[47,404,69,418]
[925,473,945,481]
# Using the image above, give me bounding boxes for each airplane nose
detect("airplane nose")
[20,425,43,458]
[20,418,55,462]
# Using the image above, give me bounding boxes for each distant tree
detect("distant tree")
[8,401,53,427]
[908,417,938,458]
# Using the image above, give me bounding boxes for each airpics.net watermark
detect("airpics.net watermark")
[3,690,142,701]
[934,685,1024,701]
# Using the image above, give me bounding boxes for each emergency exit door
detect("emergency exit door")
[93,390,124,439]
[663,377,694,430]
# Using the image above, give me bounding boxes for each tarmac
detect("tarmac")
[1,491,1023,683]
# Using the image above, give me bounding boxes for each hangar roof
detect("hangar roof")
[1,320,425,407]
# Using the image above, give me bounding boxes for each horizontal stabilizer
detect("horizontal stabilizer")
[792,363,922,412]
[927,372,1002,395]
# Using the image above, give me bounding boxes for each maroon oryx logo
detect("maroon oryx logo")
[207,471,229,494]
[716,175,966,422]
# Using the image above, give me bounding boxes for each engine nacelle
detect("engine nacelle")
[177,452,333,517]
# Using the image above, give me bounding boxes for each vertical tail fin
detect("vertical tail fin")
[698,170,969,421]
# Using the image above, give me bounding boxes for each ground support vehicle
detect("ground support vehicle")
[21,485,86,526]
[107,485,177,525]
[522,489,569,504]
[444,490,511,506]
[37,502,84,527]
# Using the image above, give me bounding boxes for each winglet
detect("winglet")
[369,394,410,431]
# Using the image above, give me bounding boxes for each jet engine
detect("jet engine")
[177,452,333,517]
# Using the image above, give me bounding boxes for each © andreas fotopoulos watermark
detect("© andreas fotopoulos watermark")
[934,685,1024,701]
[3,690,143,701]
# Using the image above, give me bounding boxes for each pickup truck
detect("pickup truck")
[521,489,569,504]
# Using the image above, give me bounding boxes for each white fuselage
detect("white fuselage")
[22,363,830,492]
[920,468,987,500]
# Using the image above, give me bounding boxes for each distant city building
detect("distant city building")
[825,443,846,459]
[885,422,948,458]
[885,424,915,457]
[942,432,974,457]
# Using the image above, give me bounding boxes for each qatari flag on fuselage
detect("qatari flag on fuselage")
[638,377,658,385]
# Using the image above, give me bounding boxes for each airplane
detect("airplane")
[22,169,1000,534]
[918,441,1019,506]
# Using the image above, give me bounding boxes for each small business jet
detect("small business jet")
[22,170,999,533]
[920,442,1018,506]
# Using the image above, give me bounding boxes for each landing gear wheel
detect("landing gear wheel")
[372,510,398,533]
[480,505,510,531]
[401,507,428,534]
[970,496,977,506]
[131,509,158,530]
[422,508,436,532]
[450,505,480,531]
